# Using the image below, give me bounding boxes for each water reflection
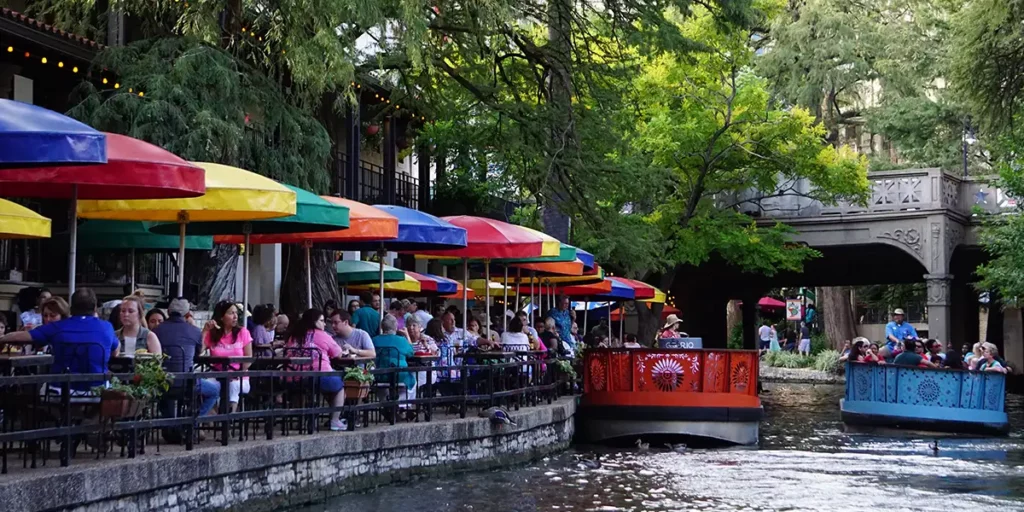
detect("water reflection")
[297,384,1024,511]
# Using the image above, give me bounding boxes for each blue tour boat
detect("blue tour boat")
[840,362,1010,435]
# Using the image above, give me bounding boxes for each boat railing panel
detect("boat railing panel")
[584,348,759,396]
[845,362,1006,413]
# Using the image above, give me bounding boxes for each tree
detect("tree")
[574,6,869,338]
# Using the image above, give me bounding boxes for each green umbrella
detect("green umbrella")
[335,260,405,285]
[77,220,213,291]
[152,184,350,319]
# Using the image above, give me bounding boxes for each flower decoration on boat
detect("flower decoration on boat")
[917,378,940,403]
[854,370,871,400]
[652,357,684,392]
[730,361,750,392]
[985,382,1002,410]
[589,357,607,392]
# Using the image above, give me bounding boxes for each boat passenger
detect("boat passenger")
[943,347,964,370]
[877,344,894,364]
[965,342,984,368]
[623,333,642,349]
[885,308,919,352]
[844,339,867,363]
[893,339,937,368]
[862,342,883,363]
[979,345,1008,374]
[660,314,683,339]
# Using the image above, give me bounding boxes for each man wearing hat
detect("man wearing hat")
[885,308,918,352]
[153,298,220,419]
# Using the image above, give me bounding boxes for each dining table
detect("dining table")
[330,356,375,370]
[0,354,53,375]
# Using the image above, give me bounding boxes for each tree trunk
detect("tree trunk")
[196,244,240,310]
[821,286,857,348]
[726,300,742,339]
[542,0,574,243]
[633,268,675,345]
[279,245,341,316]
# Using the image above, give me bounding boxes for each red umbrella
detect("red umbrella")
[759,297,786,309]
[0,133,204,294]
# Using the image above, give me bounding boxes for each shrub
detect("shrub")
[728,322,744,349]
[813,350,843,374]
[810,333,830,355]
[761,350,780,366]
[773,352,812,368]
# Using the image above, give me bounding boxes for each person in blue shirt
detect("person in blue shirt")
[885,308,918,351]
[372,314,416,406]
[351,291,382,337]
[547,295,574,356]
[1,287,118,392]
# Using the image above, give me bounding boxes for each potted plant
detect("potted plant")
[95,354,173,419]
[343,364,374,401]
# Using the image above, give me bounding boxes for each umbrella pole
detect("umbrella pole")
[621,302,625,343]
[584,304,588,334]
[67,185,78,298]
[378,246,386,308]
[608,300,612,340]
[176,214,188,298]
[502,265,508,332]
[242,226,251,325]
[130,248,136,292]
[304,241,313,309]
[515,268,522,316]
[484,260,491,339]
[462,258,468,343]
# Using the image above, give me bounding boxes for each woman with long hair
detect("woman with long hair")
[202,300,253,412]
[118,295,162,356]
[285,308,347,431]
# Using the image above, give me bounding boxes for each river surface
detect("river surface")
[296,384,1024,511]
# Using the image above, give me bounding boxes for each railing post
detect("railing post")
[219,375,229,447]
[59,379,70,467]
[185,374,195,451]
[425,364,433,422]
[459,362,468,419]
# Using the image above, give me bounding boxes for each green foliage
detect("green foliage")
[810,332,830,355]
[554,359,577,380]
[343,365,375,384]
[813,349,842,373]
[767,352,813,369]
[950,0,1024,132]
[67,38,331,192]
[728,322,744,350]
[865,98,970,170]
[95,354,172,401]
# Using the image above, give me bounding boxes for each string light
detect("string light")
[72,66,78,73]
[6,46,11,53]
[41,57,46,64]
[138,92,144,97]
[102,78,108,84]
[114,83,120,89]
[23,51,29,58]
[58,61,64,68]
[128,87,133,93]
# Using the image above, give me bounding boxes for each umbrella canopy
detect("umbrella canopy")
[575,248,596,270]
[638,287,668,304]
[331,205,466,251]
[596,279,637,300]
[503,265,605,285]
[216,197,398,245]
[0,133,204,199]
[0,99,106,167]
[759,296,786,309]
[416,216,558,259]
[77,162,294,222]
[514,259,585,276]
[77,220,212,251]
[350,272,422,293]
[162,183,348,236]
[0,199,50,239]
[441,284,475,300]
[559,280,613,297]
[407,272,459,294]
[469,279,516,296]
[336,260,406,285]
[609,277,657,300]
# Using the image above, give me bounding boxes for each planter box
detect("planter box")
[344,381,370,401]
[99,390,145,419]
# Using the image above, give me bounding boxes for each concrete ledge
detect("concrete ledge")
[0,398,577,512]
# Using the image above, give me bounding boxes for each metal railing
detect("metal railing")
[0,355,575,474]
[335,157,420,210]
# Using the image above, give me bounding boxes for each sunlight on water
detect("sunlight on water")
[296,385,1024,512]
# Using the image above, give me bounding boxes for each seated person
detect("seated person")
[540,318,561,354]
[943,346,964,370]
[284,308,348,431]
[623,334,643,349]
[877,345,895,364]
[893,339,937,368]
[372,314,416,404]
[844,339,867,363]
[154,298,220,418]
[0,288,118,395]
[979,345,1008,374]
[925,339,945,364]
[499,317,534,353]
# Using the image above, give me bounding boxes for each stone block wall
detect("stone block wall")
[0,399,575,512]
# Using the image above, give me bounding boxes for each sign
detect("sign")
[800,287,816,303]
[658,337,703,349]
[786,300,803,321]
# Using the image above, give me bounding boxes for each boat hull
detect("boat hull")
[578,404,762,445]
[841,398,1010,436]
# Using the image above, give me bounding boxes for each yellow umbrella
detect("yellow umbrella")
[77,162,296,297]
[639,288,667,304]
[0,199,50,239]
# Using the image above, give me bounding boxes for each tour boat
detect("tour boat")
[578,347,763,445]
[840,362,1010,435]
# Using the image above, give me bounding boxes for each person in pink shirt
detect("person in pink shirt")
[202,300,253,413]
[285,308,347,431]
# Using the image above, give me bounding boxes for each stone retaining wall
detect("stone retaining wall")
[0,398,576,512]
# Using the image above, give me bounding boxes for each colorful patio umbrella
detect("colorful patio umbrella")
[161,183,347,319]
[0,99,106,168]
[77,220,213,291]
[0,199,51,239]
[0,133,205,295]
[350,272,422,294]
[336,260,406,285]
[77,162,294,298]
[215,196,394,308]
[406,271,458,295]
[327,205,466,307]
[609,277,657,301]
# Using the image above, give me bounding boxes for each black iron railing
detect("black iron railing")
[0,355,575,474]
[336,157,420,210]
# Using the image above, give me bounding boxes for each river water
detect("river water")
[297,384,1024,511]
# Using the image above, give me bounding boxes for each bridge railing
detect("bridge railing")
[845,361,1006,412]
[583,348,759,396]
[742,168,1013,218]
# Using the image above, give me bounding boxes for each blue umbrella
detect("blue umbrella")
[0,99,106,168]
[325,205,467,303]
[418,272,459,295]
[575,248,595,270]
[596,278,636,300]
